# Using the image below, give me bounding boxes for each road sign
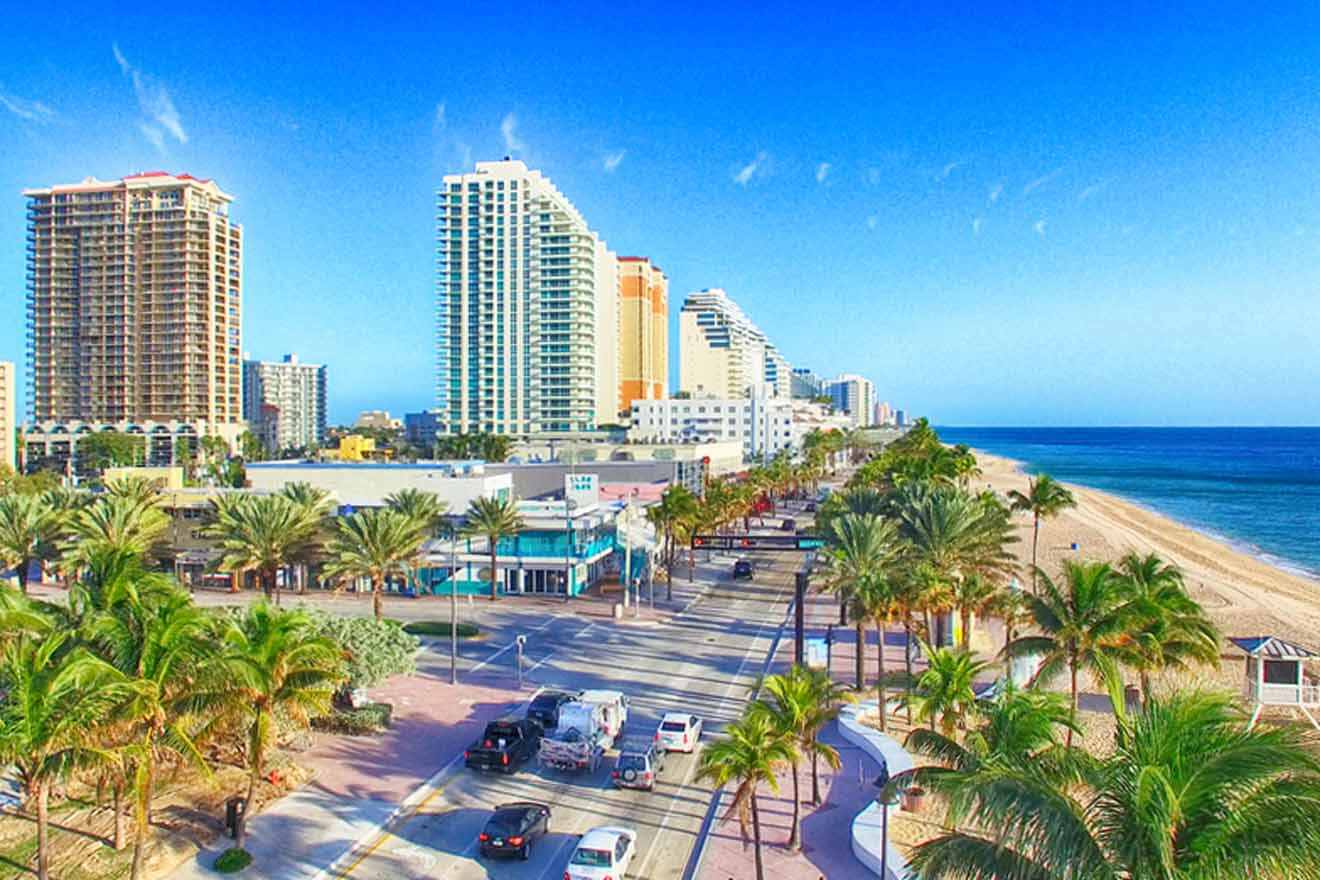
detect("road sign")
[690,534,824,552]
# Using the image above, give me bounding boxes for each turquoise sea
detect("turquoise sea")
[936,427,1320,582]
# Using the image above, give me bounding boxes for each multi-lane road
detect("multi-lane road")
[330,528,807,880]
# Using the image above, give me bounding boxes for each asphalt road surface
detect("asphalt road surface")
[331,533,805,880]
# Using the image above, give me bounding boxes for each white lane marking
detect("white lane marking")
[525,623,594,675]
[468,613,573,672]
[634,582,790,880]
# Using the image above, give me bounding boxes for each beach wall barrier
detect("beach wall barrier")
[838,700,915,880]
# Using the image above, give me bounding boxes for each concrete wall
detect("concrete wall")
[245,462,511,509]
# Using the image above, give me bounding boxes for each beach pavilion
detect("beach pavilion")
[1230,636,1320,730]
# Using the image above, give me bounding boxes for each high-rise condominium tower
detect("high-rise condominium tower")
[829,373,876,427]
[242,353,327,453]
[679,288,791,399]
[617,256,668,417]
[435,160,618,435]
[24,172,242,425]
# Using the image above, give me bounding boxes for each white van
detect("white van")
[579,690,630,747]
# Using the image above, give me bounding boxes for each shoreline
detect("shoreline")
[968,447,1320,654]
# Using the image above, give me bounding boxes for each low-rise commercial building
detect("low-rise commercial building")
[508,437,742,483]
[245,460,508,510]
[627,396,800,461]
[22,420,242,477]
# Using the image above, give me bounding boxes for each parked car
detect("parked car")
[732,559,754,580]
[612,738,666,791]
[781,517,796,531]
[465,717,542,773]
[478,801,551,860]
[527,688,582,730]
[565,827,638,880]
[804,501,817,513]
[655,712,704,754]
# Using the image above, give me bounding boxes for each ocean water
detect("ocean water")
[936,427,1320,581]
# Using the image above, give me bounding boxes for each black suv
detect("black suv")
[526,689,581,730]
[478,801,551,860]
[732,559,754,580]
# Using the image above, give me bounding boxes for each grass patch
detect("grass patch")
[214,847,252,873]
[312,702,394,735]
[400,620,480,638]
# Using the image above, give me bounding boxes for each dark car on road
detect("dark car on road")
[781,518,796,531]
[804,501,817,513]
[732,559,754,580]
[478,801,552,860]
[464,717,542,773]
[526,688,582,730]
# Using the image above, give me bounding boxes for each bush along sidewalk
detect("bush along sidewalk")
[400,620,481,638]
[312,702,394,735]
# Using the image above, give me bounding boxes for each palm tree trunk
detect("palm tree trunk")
[750,790,765,880]
[297,563,307,595]
[688,544,694,582]
[372,575,385,621]
[1030,514,1041,594]
[16,559,28,594]
[236,755,259,852]
[36,778,50,880]
[876,622,887,732]
[130,757,154,880]
[960,609,971,651]
[1140,670,1152,708]
[113,779,126,849]
[1068,659,1078,748]
[854,618,865,690]
[903,618,914,723]
[489,544,498,601]
[787,760,801,850]
[665,531,674,601]
[810,746,821,806]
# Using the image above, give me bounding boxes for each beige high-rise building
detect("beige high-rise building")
[24,172,243,426]
[617,256,668,418]
[0,362,15,472]
[679,288,791,399]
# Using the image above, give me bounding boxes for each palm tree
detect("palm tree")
[749,667,849,850]
[1007,560,1128,745]
[0,630,142,880]
[695,712,796,880]
[645,484,697,601]
[903,684,1079,829]
[904,643,989,735]
[1007,474,1076,594]
[0,493,60,593]
[62,492,171,572]
[992,586,1033,672]
[279,482,335,594]
[385,488,448,537]
[204,494,322,602]
[461,495,524,601]
[910,691,1320,879]
[1112,552,1220,705]
[86,584,217,880]
[322,508,427,620]
[852,570,901,732]
[213,603,342,854]
[949,573,1001,651]
[824,513,902,689]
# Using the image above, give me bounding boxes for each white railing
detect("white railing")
[1248,682,1320,706]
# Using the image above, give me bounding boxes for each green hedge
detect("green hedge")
[312,702,394,735]
[401,620,480,638]
[215,847,253,873]
[306,612,420,690]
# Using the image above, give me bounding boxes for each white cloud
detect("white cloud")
[1023,168,1062,196]
[867,215,879,231]
[139,123,165,150]
[988,183,1004,203]
[972,217,983,236]
[1078,181,1105,203]
[1033,218,1048,237]
[602,150,626,173]
[937,160,963,181]
[113,43,186,148]
[733,151,767,186]
[500,113,525,154]
[456,141,474,168]
[434,102,446,128]
[815,162,831,183]
[0,90,55,123]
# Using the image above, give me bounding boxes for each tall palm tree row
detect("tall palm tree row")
[322,508,428,620]
[204,493,323,603]
[461,494,524,600]
[645,483,697,601]
[1007,473,1076,594]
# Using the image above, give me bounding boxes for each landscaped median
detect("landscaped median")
[837,700,915,880]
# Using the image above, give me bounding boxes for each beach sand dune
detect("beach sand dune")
[974,450,1320,681]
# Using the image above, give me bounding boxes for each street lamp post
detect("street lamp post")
[448,520,460,686]
[873,765,897,879]
[563,498,577,602]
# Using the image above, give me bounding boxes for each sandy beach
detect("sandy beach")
[974,448,1320,682]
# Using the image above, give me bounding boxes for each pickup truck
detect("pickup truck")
[539,701,608,772]
[465,717,542,774]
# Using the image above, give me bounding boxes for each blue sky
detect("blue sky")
[2,2,1319,426]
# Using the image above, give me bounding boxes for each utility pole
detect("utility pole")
[449,523,459,685]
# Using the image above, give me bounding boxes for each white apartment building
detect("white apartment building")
[242,353,327,453]
[0,362,15,471]
[678,289,790,399]
[435,160,618,436]
[628,395,798,460]
[829,373,877,427]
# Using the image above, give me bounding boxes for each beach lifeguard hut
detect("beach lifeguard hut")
[1230,636,1320,730]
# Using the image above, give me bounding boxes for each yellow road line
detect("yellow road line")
[334,783,449,877]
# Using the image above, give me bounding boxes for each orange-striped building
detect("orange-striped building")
[617,256,668,418]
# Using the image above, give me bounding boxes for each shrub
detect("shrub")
[401,620,480,638]
[311,702,394,735]
[307,611,419,690]
[215,847,253,873]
